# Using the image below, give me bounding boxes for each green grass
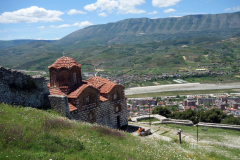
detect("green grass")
[137,117,159,122]
[126,89,239,98]
[1,103,239,159]
[156,124,240,144]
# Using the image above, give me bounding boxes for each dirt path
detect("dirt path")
[128,122,196,143]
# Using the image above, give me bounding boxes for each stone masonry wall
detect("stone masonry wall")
[0,67,50,108]
[110,98,128,128]
[48,95,71,118]
[70,98,128,129]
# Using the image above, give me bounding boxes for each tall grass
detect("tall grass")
[0,103,239,159]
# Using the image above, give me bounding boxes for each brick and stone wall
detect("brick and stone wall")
[48,95,71,118]
[70,98,128,129]
[0,67,50,108]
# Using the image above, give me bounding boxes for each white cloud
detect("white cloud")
[84,0,118,12]
[152,0,181,8]
[50,24,72,28]
[224,6,240,12]
[98,12,108,17]
[0,6,64,23]
[224,8,231,11]
[84,0,146,14]
[55,38,60,40]
[73,21,93,27]
[233,6,240,11]
[84,3,98,12]
[164,8,176,13]
[117,0,146,14]
[67,9,87,15]
[37,26,45,29]
[148,11,158,15]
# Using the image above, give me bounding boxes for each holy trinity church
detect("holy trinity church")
[47,56,128,128]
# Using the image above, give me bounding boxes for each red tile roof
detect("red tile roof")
[67,84,90,98]
[48,56,81,69]
[68,103,77,112]
[49,87,66,96]
[87,76,124,94]
[100,96,108,102]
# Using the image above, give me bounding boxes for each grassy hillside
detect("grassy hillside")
[0,104,240,160]
[1,103,239,159]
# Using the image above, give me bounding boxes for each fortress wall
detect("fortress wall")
[0,67,50,108]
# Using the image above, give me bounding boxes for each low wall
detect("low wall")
[132,114,193,126]
[197,122,240,130]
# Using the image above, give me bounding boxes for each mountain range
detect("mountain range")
[0,11,240,73]
[56,11,240,48]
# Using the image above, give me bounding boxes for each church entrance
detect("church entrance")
[117,116,120,128]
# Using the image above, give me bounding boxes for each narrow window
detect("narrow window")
[114,93,117,101]
[53,75,56,87]
[73,73,77,84]
[116,106,119,112]
[86,96,90,105]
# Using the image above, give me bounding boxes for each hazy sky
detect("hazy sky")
[0,0,239,40]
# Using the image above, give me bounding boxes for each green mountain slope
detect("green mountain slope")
[0,40,55,49]
[55,12,240,48]
[1,35,239,75]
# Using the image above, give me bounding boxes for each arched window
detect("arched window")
[114,93,118,101]
[73,73,77,84]
[86,95,90,105]
[53,75,56,87]
[116,106,119,112]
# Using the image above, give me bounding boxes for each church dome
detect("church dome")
[48,56,81,69]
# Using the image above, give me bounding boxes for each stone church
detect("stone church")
[47,56,128,128]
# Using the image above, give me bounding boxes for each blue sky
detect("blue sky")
[0,0,239,40]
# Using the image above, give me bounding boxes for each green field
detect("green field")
[137,117,159,122]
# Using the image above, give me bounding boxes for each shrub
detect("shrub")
[0,124,24,145]
[91,125,126,139]
[42,118,72,132]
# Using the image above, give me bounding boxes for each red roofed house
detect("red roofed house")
[48,56,128,129]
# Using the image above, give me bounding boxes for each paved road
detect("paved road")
[125,83,240,95]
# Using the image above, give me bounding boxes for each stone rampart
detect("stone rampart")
[0,67,50,108]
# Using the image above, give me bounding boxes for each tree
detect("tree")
[201,108,226,123]
[221,115,240,125]
[152,106,171,118]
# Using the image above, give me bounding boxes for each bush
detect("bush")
[221,115,240,125]
[42,118,72,132]
[152,106,171,118]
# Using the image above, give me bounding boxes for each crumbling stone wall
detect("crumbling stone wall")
[0,67,50,108]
